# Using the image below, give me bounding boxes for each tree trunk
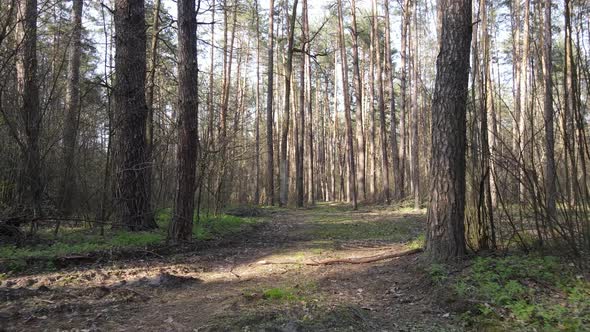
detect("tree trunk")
[337,0,357,210]
[254,0,261,205]
[169,0,199,242]
[563,0,577,205]
[305,6,314,205]
[60,0,83,216]
[350,0,365,202]
[279,0,298,207]
[266,0,275,205]
[542,0,556,223]
[368,31,377,201]
[426,0,472,262]
[113,0,156,230]
[410,2,420,209]
[207,0,216,147]
[518,0,530,202]
[144,0,161,226]
[399,0,411,201]
[372,0,390,203]
[383,0,400,202]
[15,0,42,219]
[295,0,307,208]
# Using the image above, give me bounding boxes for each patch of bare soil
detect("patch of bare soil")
[0,207,462,331]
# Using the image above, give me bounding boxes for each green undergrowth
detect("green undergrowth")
[0,210,259,272]
[443,254,590,331]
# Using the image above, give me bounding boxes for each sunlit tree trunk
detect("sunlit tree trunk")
[279,0,298,206]
[350,0,365,202]
[426,0,472,262]
[372,0,390,203]
[383,0,400,202]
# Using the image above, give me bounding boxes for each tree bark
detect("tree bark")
[60,0,84,216]
[254,0,261,205]
[305,4,314,205]
[372,0,390,203]
[15,0,42,219]
[169,0,199,242]
[266,0,275,205]
[279,0,298,207]
[518,0,530,202]
[542,0,556,223]
[113,0,156,230]
[350,0,365,202]
[295,0,307,207]
[399,0,411,201]
[426,0,472,262]
[384,0,400,202]
[410,1,419,209]
[337,0,357,210]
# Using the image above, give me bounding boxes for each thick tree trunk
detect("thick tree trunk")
[169,0,198,242]
[60,0,83,216]
[113,0,156,230]
[15,0,42,219]
[426,0,472,262]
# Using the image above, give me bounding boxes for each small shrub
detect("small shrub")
[428,263,448,284]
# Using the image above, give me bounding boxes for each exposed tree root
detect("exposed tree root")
[256,248,423,266]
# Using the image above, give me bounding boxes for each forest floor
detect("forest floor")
[0,204,462,331]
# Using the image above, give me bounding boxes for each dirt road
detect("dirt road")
[1,205,461,331]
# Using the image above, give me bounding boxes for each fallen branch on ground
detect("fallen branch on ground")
[256,248,423,266]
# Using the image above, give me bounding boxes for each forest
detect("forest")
[0,0,589,330]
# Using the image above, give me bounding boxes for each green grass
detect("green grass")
[453,254,590,330]
[262,287,299,301]
[156,209,258,241]
[0,209,259,272]
[248,282,320,303]
[304,210,423,243]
